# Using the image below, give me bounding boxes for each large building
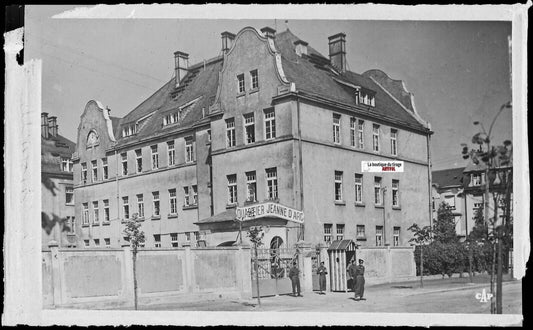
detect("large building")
[41,113,76,249]
[432,164,513,239]
[72,26,432,250]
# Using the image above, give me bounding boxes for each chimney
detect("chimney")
[328,32,346,73]
[41,112,49,139]
[260,26,276,39]
[48,116,58,137]
[174,51,189,88]
[294,39,308,57]
[221,31,236,53]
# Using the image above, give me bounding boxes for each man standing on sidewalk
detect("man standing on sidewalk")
[317,261,328,294]
[354,259,366,301]
[289,262,302,297]
[347,259,357,293]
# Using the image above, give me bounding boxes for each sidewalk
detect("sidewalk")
[130,274,520,313]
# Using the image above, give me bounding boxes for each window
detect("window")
[81,163,87,183]
[266,168,278,200]
[154,234,161,248]
[360,92,375,107]
[392,180,400,207]
[84,239,90,247]
[393,227,400,247]
[356,225,366,239]
[82,203,89,225]
[246,171,257,202]
[91,160,98,182]
[94,239,100,247]
[471,173,483,186]
[374,177,382,205]
[183,186,190,206]
[122,196,129,219]
[333,171,343,202]
[103,199,110,223]
[333,114,341,144]
[323,224,333,245]
[237,73,245,93]
[185,232,191,242]
[207,130,211,142]
[376,226,383,246]
[67,216,75,234]
[65,186,74,204]
[102,157,108,179]
[122,124,137,137]
[372,124,380,152]
[194,231,201,242]
[121,153,128,176]
[226,118,236,147]
[227,174,237,205]
[250,69,259,89]
[104,238,111,247]
[192,185,198,205]
[357,120,364,149]
[336,224,345,241]
[163,112,179,126]
[151,145,159,169]
[264,109,276,140]
[185,137,194,163]
[350,118,356,147]
[137,194,144,218]
[244,113,255,144]
[152,192,160,216]
[169,189,177,214]
[167,141,175,166]
[61,157,73,172]
[354,174,363,204]
[135,149,143,173]
[390,129,398,156]
[171,233,179,247]
[92,201,99,224]
[444,195,456,210]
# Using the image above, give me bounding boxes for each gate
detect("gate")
[311,247,323,291]
[251,247,299,297]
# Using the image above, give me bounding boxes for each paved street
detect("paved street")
[131,276,522,314]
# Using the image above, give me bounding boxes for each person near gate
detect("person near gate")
[347,259,357,293]
[317,261,328,294]
[289,261,302,297]
[354,259,366,301]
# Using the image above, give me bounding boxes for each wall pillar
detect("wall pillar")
[387,246,393,283]
[48,240,63,307]
[296,241,313,293]
[238,245,252,299]
[183,245,194,293]
[121,242,135,307]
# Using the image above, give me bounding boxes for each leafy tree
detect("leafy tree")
[122,213,145,310]
[408,223,431,287]
[433,202,460,244]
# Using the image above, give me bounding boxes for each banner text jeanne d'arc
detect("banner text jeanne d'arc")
[236,202,304,224]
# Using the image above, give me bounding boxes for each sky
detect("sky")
[25,5,514,171]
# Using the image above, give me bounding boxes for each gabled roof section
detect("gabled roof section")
[42,134,76,174]
[432,167,466,188]
[114,57,223,147]
[274,29,428,132]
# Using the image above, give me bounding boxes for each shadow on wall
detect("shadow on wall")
[41,172,71,235]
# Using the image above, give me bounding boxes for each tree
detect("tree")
[433,202,460,244]
[122,213,145,310]
[408,223,431,287]
[247,226,265,306]
[460,101,512,314]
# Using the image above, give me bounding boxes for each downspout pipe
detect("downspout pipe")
[426,125,433,232]
[296,92,304,242]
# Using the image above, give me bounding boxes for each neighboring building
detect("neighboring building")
[41,112,76,249]
[432,164,512,239]
[72,26,432,250]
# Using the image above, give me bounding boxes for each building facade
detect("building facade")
[41,112,76,249]
[432,164,512,239]
[72,26,432,250]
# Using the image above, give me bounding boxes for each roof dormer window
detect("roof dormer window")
[359,91,375,107]
[163,112,180,126]
[122,124,137,137]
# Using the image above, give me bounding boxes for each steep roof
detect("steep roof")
[432,167,466,189]
[274,29,428,132]
[41,134,76,174]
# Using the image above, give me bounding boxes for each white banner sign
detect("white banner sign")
[236,202,304,224]
[362,160,404,172]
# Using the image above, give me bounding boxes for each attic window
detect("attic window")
[358,91,375,107]
[122,124,137,137]
[163,112,180,126]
